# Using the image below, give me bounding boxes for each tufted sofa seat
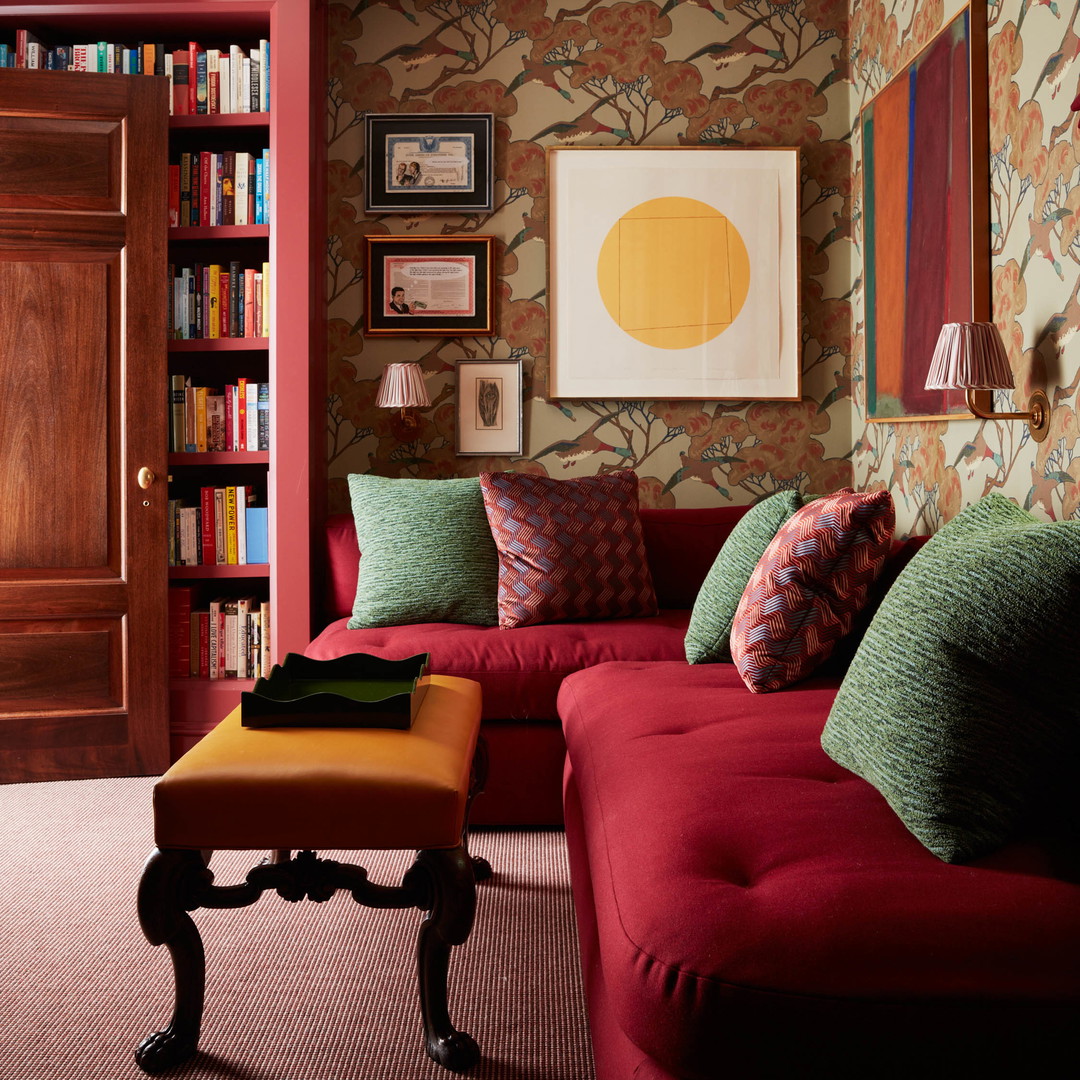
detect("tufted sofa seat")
[559,659,1080,1078]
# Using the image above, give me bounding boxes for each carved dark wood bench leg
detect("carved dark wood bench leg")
[135,849,211,1074]
[409,846,480,1073]
[463,737,493,883]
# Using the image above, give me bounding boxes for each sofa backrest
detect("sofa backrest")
[321,505,752,622]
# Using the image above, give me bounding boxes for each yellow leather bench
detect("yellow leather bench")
[135,675,487,1075]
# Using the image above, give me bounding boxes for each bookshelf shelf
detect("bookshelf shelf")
[169,564,270,579]
[170,224,268,241]
[169,338,270,352]
[170,450,269,466]
[170,113,268,130]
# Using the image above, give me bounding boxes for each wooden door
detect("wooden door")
[0,69,169,781]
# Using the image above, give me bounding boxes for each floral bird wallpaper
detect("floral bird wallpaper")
[326,0,855,514]
[326,0,1080,535]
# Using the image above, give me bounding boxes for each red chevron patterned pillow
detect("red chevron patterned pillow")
[729,488,895,693]
[479,470,658,629]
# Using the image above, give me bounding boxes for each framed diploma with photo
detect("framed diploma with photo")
[456,359,523,456]
[364,235,495,336]
[364,113,495,214]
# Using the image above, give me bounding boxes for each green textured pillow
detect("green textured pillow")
[821,494,1080,863]
[684,491,806,664]
[346,475,498,628]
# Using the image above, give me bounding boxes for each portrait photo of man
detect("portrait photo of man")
[388,286,411,314]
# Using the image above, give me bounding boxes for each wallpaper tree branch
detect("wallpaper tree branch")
[325,0,855,513]
[326,0,1080,534]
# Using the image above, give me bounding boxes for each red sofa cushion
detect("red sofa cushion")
[559,661,1080,1079]
[306,612,693,721]
[321,505,750,623]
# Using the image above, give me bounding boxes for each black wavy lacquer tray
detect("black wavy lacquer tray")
[240,652,430,728]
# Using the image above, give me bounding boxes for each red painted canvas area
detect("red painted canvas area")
[865,11,973,421]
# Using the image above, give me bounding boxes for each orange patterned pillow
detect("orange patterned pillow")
[730,488,895,693]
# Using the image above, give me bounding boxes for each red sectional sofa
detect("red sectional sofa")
[308,505,1080,1075]
[307,506,746,825]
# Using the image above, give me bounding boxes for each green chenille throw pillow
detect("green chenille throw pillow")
[684,491,806,664]
[346,475,499,628]
[821,494,1080,863]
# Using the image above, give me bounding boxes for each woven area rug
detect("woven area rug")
[0,777,595,1080]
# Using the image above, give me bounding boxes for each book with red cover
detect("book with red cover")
[168,165,180,228]
[199,152,212,229]
[189,151,200,228]
[197,611,210,678]
[237,378,248,451]
[171,50,190,115]
[168,586,196,679]
[199,487,217,566]
[187,41,201,116]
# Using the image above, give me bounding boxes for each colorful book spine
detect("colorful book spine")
[225,486,238,565]
[237,378,248,451]
[257,383,270,450]
[199,486,216,566]
[245,507,269,564]
[170,374,186,451]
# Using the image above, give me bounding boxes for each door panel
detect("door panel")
[0,114,122,210]
[0,259,110,569]
[0,69,169,781]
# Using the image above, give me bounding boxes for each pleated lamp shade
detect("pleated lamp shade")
[375,362,431,409]
[924,322,1015,390]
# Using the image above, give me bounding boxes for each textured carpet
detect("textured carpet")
[0,777,594,1080]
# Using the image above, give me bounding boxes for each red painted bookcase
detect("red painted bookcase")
[0,1,326,759]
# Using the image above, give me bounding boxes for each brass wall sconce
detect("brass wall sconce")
[924,322,1050,443]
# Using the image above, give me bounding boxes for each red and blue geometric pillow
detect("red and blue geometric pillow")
[730,488,895,692]
[479,470,658,629]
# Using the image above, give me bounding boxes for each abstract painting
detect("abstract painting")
[862,4,990,422]
[548,147,800,402]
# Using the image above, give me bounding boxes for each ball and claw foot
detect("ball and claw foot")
[426,1029,480,1073]
[135,1024,199,1074]
[471,855,493,883]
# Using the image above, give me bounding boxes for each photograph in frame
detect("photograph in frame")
[548,146,800,401]
[365,236,495,336]
[456,359,522,455]
[365,113,494,214]
[862,3,989,423]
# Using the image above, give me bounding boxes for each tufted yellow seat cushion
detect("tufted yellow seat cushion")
[154,676,481,851]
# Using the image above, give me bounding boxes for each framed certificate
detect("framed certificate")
[364,235,495,336]
[364,113,495,214]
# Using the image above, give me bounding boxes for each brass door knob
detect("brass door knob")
[137,467,156,490]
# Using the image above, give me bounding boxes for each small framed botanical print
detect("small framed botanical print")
[456,359,523,456]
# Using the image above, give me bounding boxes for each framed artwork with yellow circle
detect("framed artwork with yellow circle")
[548,146,800,401]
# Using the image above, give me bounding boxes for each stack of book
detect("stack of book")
[169,261,271,339]
[169,377,269,453]
[169,486,269,567]
[0,33,270,117]
[170,149,271,228]
[169,586,271,681]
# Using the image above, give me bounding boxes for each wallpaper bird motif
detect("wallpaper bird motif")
[850,0,1080,532]
[326,0,1080,534]
[325,0,855,514]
